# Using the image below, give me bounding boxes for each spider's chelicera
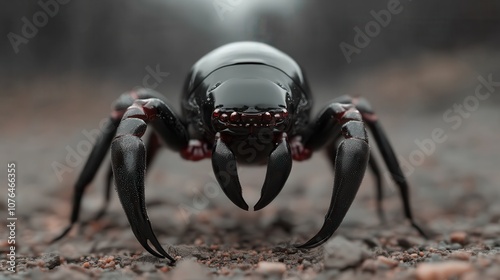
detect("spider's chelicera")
[53,42,427,263]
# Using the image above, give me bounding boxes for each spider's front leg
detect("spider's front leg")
[111,98,189,262]
[335,95,428,238]
[296,103,370,248]
[92,131,162,223]
[52,89,170,242]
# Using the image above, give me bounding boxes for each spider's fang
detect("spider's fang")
[254,133,292,211]
[211,135,249,210]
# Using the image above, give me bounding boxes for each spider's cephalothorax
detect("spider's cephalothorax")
[183,43,311,163]
[53,42,427,263]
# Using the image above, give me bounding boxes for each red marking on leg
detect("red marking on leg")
[361,112,378,122]
[111,110,124,120]
[122,99,159,121]
[142,100,159,121]
[181,140,211,161]
[290,136,312,161]
[352,97,378,122]
[334,110,346,121]
[339,108,362,125]
[130,91,139,99]
[111,91,141,120]
[123,104,148,121]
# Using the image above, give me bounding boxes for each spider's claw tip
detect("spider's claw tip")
[126,209,176,261]
[132,224,176,262]
[412,222,431,239]
[254,134,292,211]
[50,224,74,244]
[295,218,335,249]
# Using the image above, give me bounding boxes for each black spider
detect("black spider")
[53,42,427,263]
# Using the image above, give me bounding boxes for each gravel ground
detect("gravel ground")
[1,49,500,279]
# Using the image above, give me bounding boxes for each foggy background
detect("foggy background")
[2,0,500,91]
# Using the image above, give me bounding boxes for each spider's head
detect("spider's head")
[207,78,294,211]
[209,78,291,139]
[208,78,292,164]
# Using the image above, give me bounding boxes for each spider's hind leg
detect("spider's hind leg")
[368,154,386,224]
[51,116,120,242]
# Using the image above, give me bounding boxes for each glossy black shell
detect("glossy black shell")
[184,41,309,94]
[181,42,312,147]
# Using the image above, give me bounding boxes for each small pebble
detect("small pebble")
[429,253,442,262]
[82,262,90,268]
[397,238,413,249]
[26,261,38,268]
[324,236,369,269]
[256,261,286,275]
[415,261,473,280]
[377,256,399,268]
[194,238,203,246]
[361,259,377,272]
[450,231,468,245]
[450,251,471,261]
[105,261,116,268]
[41,252,61,270]
[448,243,463,250]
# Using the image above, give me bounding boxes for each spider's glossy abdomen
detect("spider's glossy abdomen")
[183,41,309,94]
